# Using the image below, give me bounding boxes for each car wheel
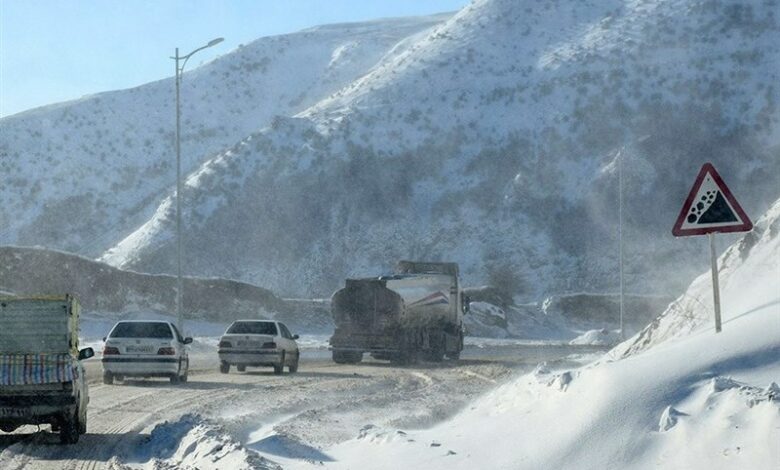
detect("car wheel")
[289,352,299,373]
[237,365,246,372]
[59,409,80,444]
[219,362,230,374]
[273,351,285,375]
[102,372,114,385]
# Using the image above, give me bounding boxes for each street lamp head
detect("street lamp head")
[207,37,224,47]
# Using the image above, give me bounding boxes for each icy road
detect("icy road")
[0,342,603,469]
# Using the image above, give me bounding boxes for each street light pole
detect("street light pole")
[618,148,625,341]
[172,37,224,333]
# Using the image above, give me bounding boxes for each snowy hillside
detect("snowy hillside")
[274,198,780,470]
[0,13,449,255]
[0,246,284,321]
[102,0,780,298]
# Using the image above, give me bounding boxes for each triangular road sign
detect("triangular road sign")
[672,163,752,236]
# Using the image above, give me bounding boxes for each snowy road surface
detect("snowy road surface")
[0,342,603,469]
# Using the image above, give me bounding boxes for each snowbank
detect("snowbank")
[125,414,279,470]
[568,328,621,346]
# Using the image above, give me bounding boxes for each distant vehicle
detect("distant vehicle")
[0,295,94,444]
[329,261,468,364]
[218,320,299,374]
[101,320,192,384]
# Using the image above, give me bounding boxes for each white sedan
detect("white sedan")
[101,320,191,384]
[217,320,299,374]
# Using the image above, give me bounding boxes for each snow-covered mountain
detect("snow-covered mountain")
[102,0,780,297]
[0,13,450,255]
[4,0,780,301]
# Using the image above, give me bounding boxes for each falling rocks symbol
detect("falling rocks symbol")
[687,191,737,225]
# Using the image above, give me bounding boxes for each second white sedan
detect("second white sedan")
[101,320,191,384]
[218,320,299,374]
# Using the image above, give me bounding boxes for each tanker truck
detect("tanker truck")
[329,261,469,364]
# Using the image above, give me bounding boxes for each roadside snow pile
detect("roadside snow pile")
[121,414,280,470]
[283,199,780,470]
[569,329,621,346]
[613,197,780,358]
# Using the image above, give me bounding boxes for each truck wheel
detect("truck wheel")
[220,362,230,374]
[237,365,246,372]
[102,372,114,385]
[333,350,362,364]
[332,350,348,363]
[79,408,87,435]
[59,410,80,444]
[170,374,181,384]
[393,350,419,365]
[425,350,445,362]
[273,352,285,375]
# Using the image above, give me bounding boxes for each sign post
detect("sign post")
[708,233,722,332]
[672,163,752,333]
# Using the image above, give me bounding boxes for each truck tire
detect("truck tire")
[78,399,88,434]
[393,350,419,365]
[425,349,445,362]
[332,350,362,364]
[220,362,230,374]
[59,410,80,444]
[102,371,114,385]
[79,411,87,435]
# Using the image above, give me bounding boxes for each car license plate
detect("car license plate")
[236,341,257,348]
[0,407,29,418]
[126,345,154,353]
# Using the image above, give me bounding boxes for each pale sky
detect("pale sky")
[0,0,468,118]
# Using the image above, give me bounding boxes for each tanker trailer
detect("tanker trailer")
[329,261,467,364]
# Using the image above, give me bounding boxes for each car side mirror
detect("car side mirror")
[78,347,95,361]
[293,334,299,340]
[183,337,193,345]
[102,337,106,342]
